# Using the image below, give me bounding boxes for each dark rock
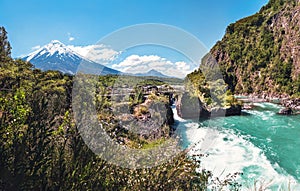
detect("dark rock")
[210,107,226,118]
[176,92,242,119]
[278,107,293,115]
[225,105,242,116]
[176,92,209,119]
[200,107,211,118]
[210,105,241,117]
[165,103,175,125]
[120,101,174,140]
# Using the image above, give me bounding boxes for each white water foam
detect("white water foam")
[172,106,300,190]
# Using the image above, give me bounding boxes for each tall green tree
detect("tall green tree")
[0,26,12,60]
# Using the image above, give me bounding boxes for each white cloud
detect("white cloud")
[68,45,89,56]
[28,42,193,78]
[122,65,149,73]
[175,61,191,71]
[68,44,120,65]
[112,54,194,78]
[31,45,41,51]
[148,60,172,68]
[68,45,93,57]
[86,45,119,63]
[67,32,75,41]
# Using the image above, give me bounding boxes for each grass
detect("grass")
[141,137,167,149]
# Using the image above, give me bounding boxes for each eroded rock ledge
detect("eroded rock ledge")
[176,92,242,120]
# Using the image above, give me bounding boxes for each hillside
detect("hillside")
[0,27,214,190]
[197,0,300,97]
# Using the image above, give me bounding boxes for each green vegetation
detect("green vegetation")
[185,68,241,109]
[94,74,175,147]
[0,27,216,190]
[0,27,11,60]
[208,0,300,96]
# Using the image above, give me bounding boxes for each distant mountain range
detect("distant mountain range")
[22,40,176,78]
[22,40,120,75]
[134,69,171,78]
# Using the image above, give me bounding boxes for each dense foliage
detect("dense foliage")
[185,67,241,109]
[207,0,300,96]
[0,27,218,190]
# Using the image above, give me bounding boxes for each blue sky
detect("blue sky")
[0,0,268,57]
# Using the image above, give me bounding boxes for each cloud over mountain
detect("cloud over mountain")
[68,44,120,65]
[112,54,192,78]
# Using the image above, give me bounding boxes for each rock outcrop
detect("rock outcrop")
[208,0,300,96]
[118,92,175,140]
[211,105,242,117]
[176,92,242,120]
[175,92,210,119]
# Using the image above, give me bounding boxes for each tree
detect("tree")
[0,26,12,60]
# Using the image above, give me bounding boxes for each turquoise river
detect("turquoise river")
[173,102,300,190]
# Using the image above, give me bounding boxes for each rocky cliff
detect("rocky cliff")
[209,0,300,96]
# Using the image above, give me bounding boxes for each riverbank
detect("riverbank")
[235,93,300,114]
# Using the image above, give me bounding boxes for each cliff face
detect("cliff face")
[209,0,300,96]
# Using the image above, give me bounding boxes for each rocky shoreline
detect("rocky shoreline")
[281,98,300,111]
[235,93,300,115]
[175,92,300,119]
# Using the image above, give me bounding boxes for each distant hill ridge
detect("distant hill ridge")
[134,69,172,78]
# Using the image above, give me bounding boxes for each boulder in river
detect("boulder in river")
[278,107,293,115]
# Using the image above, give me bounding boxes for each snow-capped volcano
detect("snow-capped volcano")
[25,40,79,60]
[23,40,120,75]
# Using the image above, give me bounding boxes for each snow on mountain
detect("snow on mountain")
[25,40,80,62]
[23,40,120,75]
